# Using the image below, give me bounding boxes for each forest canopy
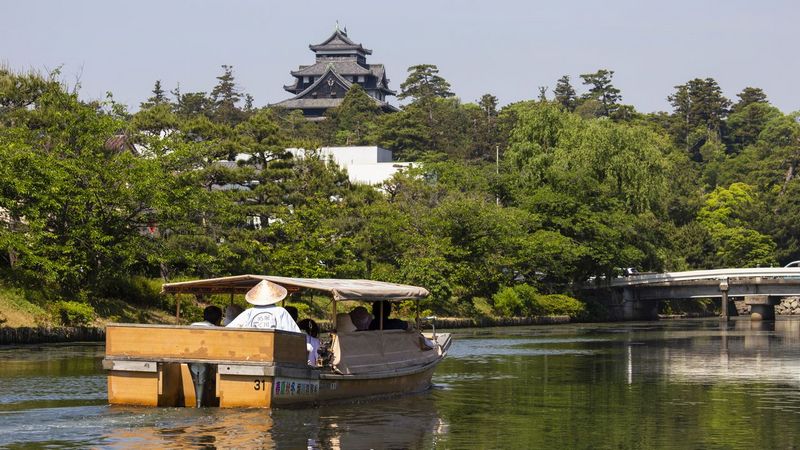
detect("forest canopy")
[1,65,798,320]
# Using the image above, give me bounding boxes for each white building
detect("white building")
[289,146,412,185]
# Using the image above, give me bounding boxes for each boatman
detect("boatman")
[189,305,222,407]
[225,280,301,333]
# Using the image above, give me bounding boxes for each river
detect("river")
[2,318,800,449]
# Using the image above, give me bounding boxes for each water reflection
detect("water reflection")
[635,319,800,387]
[96,395,448,450]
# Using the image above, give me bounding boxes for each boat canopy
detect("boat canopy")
[161,275,429,302]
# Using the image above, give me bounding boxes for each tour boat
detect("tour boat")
[103,275,451,408]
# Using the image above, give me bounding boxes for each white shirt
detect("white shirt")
[225,305,301,333]
[190,320,216,327]
[306,335,320,366]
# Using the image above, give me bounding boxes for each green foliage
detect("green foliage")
[668,78,731,160]
[492,284,586,318]
[1,63,795,323]
[98,276,163,307]
[533,294,587,318]
[553,75,577,111]
[698,183,777,267]
[54,300,95,326]
[325,85,380,145]
[492,285,530,316]
[579,69,621,117]
[398,64,453,102]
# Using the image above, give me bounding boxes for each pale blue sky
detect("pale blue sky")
[2,0,797,113]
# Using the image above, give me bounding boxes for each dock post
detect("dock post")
[719,279,729,322]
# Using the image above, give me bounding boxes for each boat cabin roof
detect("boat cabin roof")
[161,275,429,302]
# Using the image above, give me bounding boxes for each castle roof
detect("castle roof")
[309,28,372,55]
[275,66,397,112]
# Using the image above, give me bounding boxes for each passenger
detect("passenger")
[225,280,301,333]
[298,318,321,366]
[335,312,357,333]
[368,300,408,331]
[285,306,299,323]
[349,306,372,331]
[189,305,222,407]
[222,304,244,326]
[192,305,222,327]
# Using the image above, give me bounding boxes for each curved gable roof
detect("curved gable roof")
[292,66,352,99]
[310,29,372,55]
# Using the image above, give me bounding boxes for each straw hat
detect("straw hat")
[245,280,288,306]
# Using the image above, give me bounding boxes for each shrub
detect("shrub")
[533,294,587,319]
[98,276,163,307]
[493,284,587,319]
[471,297,494,317]
[492,286,526,316]
[54,301,96,326]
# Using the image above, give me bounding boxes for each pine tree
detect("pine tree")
[537,86,548,102]
[210,65,244,125]
[553,75,577,111]
[668,78,731,159]
[398,64,454,102]
[478,94,498,119]
[326,84,381,145]
[580,69,621,117]
[731,87,768,113]
[140,80,167,109]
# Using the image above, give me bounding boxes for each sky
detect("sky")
[2,0,798,114]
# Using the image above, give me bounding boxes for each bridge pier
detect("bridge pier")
[746,295,780,321]
[620,288,659,321]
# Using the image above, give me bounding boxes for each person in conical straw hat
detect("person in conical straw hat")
[225,280,301,333]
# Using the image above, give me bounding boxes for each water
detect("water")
[2,318,800,449]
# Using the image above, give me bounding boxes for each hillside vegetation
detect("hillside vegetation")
[1,66,796,325]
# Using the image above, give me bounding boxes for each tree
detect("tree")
[325,84,381,145]
[0,71,168,294]
[726,102,781,153]
[697,183,776,267]
[398,64,453,103]
[140,80,167,109]
[375,109,431,160]
[473,94,500,161]
[668,78,731,159]
[478,94,498,119]
[553,75,577,111]
[579,69,621,117]
[174,91,212,118]
[537,86,548,102]
[731,87,768,113]
[210,65,244,125]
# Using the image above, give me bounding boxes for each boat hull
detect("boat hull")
[104,324,450,408]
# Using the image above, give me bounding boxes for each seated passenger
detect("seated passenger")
[225,280,301,333]
[192,305,222,327]
[298,318,321,366]
[222,304,244,326]
[335,313,357,333]
[349,306,372,331]
[368,300,408,331]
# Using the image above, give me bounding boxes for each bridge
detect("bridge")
[582,268,800,321]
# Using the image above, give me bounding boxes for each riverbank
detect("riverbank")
[0,315,574,345]
[0,326,105,345]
